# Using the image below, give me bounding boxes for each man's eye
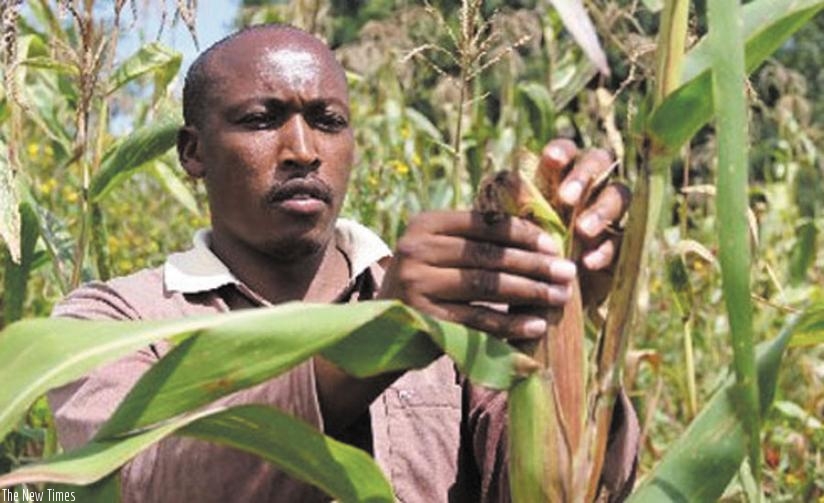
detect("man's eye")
[311,112,348,132]
[240,113,284,129]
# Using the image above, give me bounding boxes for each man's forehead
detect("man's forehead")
[207,27,343,82]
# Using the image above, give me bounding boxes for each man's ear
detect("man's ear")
[178,126,205,178]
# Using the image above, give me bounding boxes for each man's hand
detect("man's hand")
[379,211,577,341]
[541,139,630,307]
[379,139,630,337]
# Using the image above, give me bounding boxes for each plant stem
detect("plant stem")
[683,316,698,418]
[452,74,467,209]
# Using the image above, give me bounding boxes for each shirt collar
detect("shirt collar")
[163,218,392,294]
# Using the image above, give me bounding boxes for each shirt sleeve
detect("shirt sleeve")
[465,382,639,503]
[47,282,328,503]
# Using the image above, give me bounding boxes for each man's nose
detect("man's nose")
[280,114,320,171]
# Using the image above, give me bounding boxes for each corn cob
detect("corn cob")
[474,150,588,502]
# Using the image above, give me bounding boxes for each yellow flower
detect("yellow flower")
[39,178,57,195]
[412,152,422,167]
[62,187,79,204]
[367,175,379,188]
[27,142,38,157]
[391,160,409,176]
[785,473,799,486]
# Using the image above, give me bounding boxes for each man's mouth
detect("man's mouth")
[265,178,333,215]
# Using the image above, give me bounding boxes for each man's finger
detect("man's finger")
[576,181,631,239]
[423,267,572,307]
[581,233,620,271]
[421,299,549,340]
[400,234,574,283]
[538,139,578,209]
[404,211,560,254]
[559,149,613,206]
[541,138,578,170]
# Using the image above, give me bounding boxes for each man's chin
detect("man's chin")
[264,237,325,262]
[257,219,336,262]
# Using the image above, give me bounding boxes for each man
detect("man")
[49,24,637,502]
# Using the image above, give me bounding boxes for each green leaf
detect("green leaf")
[89,203,111,281]
[648,0,824,153]
[628,317,796,503]
[0,314,233,443]
[22,78,74,151]
[642,0,664,12]
[34,205,77,295]
[107,43,182,95]
[708,0,760,478]
[0,141,21,263]
[548,0,610,75]
[89,116,180,202]
[789,303,824,347]
[151,161,200,215]
[508,374,569,502]
[96,302,528,439]
[0,301,528,445]
[21,57,78,76]
[51,474,121,503]
[183,405,394,502]
[0,405,395,503]
[404,107,443,143]
[773,400,823,429]
[3,199,39,323]
[517,82,555,146]
[789,220,817,285]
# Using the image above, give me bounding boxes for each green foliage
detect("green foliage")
[89,116,181,202]
[3,405,396,503]
[708,0,760,480]
[630,315,795,502]
[0,300,530,501]
[648,0,824,155]
[2,200,39,324]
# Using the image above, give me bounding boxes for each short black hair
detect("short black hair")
[182,23,304,128]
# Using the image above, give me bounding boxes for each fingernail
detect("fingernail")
[523,318,547,338]
[560,181,583,204]
[550,259,577,281]
[547,284,572,304]
[545,144,567,164]
[537,233,560,254]
[583,250,606,270]
[579,212,601,236]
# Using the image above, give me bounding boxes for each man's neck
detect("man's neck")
[208,229,351,305]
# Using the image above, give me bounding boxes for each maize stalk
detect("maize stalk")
[474,151,590,502]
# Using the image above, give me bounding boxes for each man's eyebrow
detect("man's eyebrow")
[307,97,349,111]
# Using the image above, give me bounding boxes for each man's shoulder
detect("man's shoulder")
[53,266,218,321]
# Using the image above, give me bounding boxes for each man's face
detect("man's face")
[180,29,354,261]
